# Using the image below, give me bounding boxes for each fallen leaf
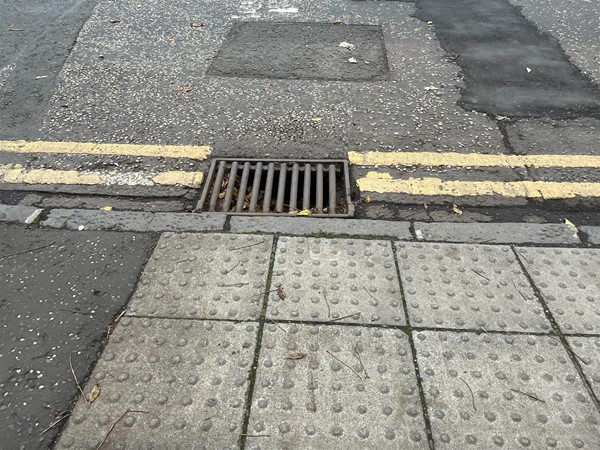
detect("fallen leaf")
[564,218,576,227]
[332,20,343,25]
[297,209,312,216]
[339,42,355,50]
[363,195,371,204]
[277,285,286,300]
[87,384,101,404]
[109,19,121,24]
[526,67,532,73]
[101,206,113,211]
[218,191,226,199]
[495,115,510,121]
[191,21,205,27]
[364,60,370,65]
[427,36,432,40]
[452,204,463,215]
[311,117,322,123]
[181,86,192,93]
[348,57,357,64]
[285,353,306,360]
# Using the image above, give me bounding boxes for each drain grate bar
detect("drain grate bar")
[195,158,354,217]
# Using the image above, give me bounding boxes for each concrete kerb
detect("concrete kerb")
[0,204,595,246]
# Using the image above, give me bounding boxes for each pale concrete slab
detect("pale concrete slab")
[567,337,600,398]
[396,242,552,332]
[415,331,600,449]
[0,204,42,224]
[516,247,600,334]
[128,233,273,319]
[246,323,428,449]
[56,318,258,450]
[267,236,406,325]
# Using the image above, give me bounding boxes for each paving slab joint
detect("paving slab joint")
[239,235,279,449]
[511,246,600,412]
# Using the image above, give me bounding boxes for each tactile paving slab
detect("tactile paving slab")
[567,337,600,398]
[56,317,258,449]
[267,237,405,325]
[396,242,552,332]
[516,247,600,334]
[246,323,428,449]
[128,233,273,319]
[415,331,600,449]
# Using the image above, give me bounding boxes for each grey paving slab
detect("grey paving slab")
[567,337,600,399]
[267,237,405,325]
[0,204,43,224]
[42,208,154,230]
[396,242,552,332]
[580,226,600,245]
[128,233,273,319]
[56,317,257,450]
[42,208,227,232]
[516,247,600,334]
[0,223,154,450]
[230,216,412,240]
[415,331,600,449]
[246,323,428,449]
[414,222,580,245]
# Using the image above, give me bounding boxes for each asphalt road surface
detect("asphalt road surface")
[1,0,600,222]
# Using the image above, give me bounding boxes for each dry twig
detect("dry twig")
[40,414,70,436]
[96,409,148,450]
[471,269,490,282]
[460,377,477,411]
[326,350,363,380]
[269,320,287,333]
[547,336,588,365]
[362,287,382,303]
[231,240,265,251]
[0,241,55,260]
[511,388,545,402]
[69,354,89,407]
[352,342,369,379]
[322,288,331,318]
[324,312,361,324]
[225,261,240,274]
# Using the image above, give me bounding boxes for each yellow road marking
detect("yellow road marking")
[0,140,212,160]
[357,172,600,199]
[0,164,204,188]
[349,150,600,168]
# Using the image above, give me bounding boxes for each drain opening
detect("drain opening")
[195,158,354,217]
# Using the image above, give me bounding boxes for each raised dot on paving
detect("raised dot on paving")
[567,337,600,398]
[266,236,405,325]
[128,233,273,319]
[56,317,257,449]
[415,331,600,449]
[246,323,428,449]
[396,242,552,332]
[516,247,600,334]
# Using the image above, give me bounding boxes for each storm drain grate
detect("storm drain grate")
[195,158,354,217]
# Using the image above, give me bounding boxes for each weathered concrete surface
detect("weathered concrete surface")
[516,247,600,334]
[414,221,580,244]
[230,216,412,240]
[247,323,428,449]
[580,226,600,245]
[56,318,257,449]
[396,242,552,332]
[267,237,405,325]
[415,331,600,449]
[128,233,273,320]
[0,223,154,450]
[0,204,42,224]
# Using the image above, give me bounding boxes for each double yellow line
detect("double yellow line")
[350,150,600,199]
[0,141,211,188]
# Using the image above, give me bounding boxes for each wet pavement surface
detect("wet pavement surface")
[49,231,600,449]
[0,223,155,449]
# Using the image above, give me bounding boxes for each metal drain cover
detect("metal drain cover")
[195,158,354,217]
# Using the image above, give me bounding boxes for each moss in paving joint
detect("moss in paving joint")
[511,245,600,412]
[391,239,435,449]
[238,235,279,449]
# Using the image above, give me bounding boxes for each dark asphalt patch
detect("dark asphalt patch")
[414,0,600,118]
[0,224,155,449]
[0,0,99,140]
[208,22,389,81]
